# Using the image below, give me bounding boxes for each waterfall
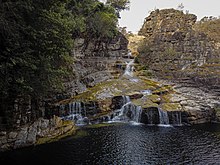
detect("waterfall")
[133,106,142,122]
[60,102,89,125]
[158,108,169,125]
[109,96,142,123]
[122,95,130,105]
[123,60,134,77]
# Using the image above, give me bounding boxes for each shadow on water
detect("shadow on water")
[1,123,220,164]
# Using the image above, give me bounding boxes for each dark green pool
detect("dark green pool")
[1,123,220,164]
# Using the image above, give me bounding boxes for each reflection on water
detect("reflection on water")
[1,123,220,164]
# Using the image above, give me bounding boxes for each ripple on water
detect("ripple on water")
[0,124,220,164]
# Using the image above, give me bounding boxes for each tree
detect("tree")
[0,0,122,127]
[106,0,130,17]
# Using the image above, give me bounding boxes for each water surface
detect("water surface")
[1,123,220,164]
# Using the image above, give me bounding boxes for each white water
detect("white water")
[61,102,88,125]
[158,108,169,125]
[110,96,142,123]
[122,95,130,104]
[123,60,134,77]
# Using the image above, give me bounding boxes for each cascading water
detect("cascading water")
[122,95,130,105]
[109,96,142,123]
[158,108,169,125]
[123,60,134,77]
[123,59,139,82]
[60,102,89,125]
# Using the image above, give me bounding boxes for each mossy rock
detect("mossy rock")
[160,103,182,112]
[132,98,158,108]
[161,94,172,103]
[152,85,174,95]
[37,124,76,145]
[147,94,161,103]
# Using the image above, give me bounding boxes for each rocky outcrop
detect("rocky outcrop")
[137,9,220,93]
[64,33,128,97]
[0,116,75,152]
[0,32,128,130]
[134,9,220,122]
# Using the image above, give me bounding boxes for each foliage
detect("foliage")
[106,0,130,17]
[137,39,152,54]
[0,0,75,100]
[194,17,220,43]
[0,0,124,126]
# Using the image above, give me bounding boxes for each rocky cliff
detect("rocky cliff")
[136,9,220,121]
[137,9,220,94]
[0,33,128,129]
[64,33,128,97]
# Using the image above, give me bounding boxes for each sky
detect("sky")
[118,0,220,33]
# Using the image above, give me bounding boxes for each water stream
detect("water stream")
[158,108,170,126]
[61,102,89,125]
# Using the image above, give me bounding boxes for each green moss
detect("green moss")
[132,98,158,108]
[137,70,153,78]
[85,123,117,129]
[147,94,161,103]
[161,94,172,103]
[72,129,88,139]
[62,120,74,126]
[37,126,76,145]
[160,103,182,111]
[152,85,174,95]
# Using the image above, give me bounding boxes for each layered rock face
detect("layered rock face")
[64,33,128,97]
[0,33,128,131]
[0,116,75,152]
[136,9,220,122]
[138,9,220,93]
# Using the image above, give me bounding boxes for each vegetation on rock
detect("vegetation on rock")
[136,8,220,92]
[0,0,128,129]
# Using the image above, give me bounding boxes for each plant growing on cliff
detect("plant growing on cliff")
[106,0,130,17]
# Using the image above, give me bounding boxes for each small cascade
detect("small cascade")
[111,103,142,123]
[109,96,142,123]
[133,106,142,122]
[60,102,89,125]
[122,95,130,105]
[158,108,169,125]
[123,60,134,77]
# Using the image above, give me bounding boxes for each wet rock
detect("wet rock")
[0,136,7,146]
[14,127,28,149]
[147,94,161,103]
[140,107,160,124]
[0,132,6,136]
[27,121,38,144]
[8,132,18,143]
[39,118,49,130]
